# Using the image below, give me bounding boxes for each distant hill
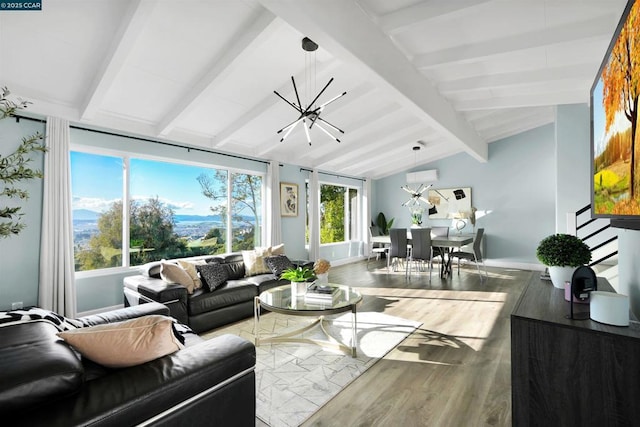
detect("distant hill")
[174,214,221,222]
[73,211,252,223]
[73,209,100,220]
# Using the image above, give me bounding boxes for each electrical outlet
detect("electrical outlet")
[11,301,23,310]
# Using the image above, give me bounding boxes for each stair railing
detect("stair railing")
[567,204,618,267]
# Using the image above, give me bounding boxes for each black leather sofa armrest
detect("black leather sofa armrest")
[123,275,189,324]
[13,334,256,427]
[78,302,170,327]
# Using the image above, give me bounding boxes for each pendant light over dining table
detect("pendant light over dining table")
[274,37,347,145]
[401,144,432,207]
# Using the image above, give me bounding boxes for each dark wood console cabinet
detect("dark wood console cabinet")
[511,275,640,426]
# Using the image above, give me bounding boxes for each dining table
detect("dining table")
[371,232,474,278]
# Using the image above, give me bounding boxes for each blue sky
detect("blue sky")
[71,152,227,216]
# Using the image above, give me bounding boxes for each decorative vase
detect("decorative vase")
[290,281,307,297]
[548,266,576,289]
[315,273,329,284]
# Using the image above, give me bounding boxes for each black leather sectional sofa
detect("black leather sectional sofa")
[0,302,255,426]
[124,252,312,333]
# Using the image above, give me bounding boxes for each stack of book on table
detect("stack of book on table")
[304,283,340,305]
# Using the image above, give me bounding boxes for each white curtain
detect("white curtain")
[308,170,320,260]
[362,178,371,257]
[266,160,282,246]
[39,117,76,317]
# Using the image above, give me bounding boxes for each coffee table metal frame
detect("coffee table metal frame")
[254,283,362,357]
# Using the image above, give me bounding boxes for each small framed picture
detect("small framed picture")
[280,182,298,217]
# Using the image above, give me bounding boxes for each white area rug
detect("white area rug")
[202,311,421,427]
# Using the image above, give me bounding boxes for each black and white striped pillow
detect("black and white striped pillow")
[0,307,83,331]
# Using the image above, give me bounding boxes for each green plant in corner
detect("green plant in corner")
[280,266,315,282]
[536,233,592,267]
[0,87,47,239]
[375,212,395,235]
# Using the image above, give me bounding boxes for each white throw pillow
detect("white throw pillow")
[177,259,207,290]
[160,262,195,294]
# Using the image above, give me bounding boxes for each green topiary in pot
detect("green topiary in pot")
[536,233,591,267]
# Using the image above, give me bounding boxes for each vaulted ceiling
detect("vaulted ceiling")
[0,0,628,179]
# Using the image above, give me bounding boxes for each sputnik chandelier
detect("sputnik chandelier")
[401,145,432,207]
[401,183,432,207]
[274,37,347,145]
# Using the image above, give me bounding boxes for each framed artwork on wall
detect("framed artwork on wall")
[280,182,298,217]
[428,187,472,219]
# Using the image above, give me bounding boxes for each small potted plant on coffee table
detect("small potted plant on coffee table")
[536,233,591,289]
[281,266,315,296]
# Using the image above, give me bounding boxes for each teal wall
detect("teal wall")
[0,118,46,310]
[373,123,557,266]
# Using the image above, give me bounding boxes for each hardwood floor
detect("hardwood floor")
[256,259,533,427]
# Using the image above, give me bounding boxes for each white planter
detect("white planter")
[290,281,308,297]
[548,266,577,289]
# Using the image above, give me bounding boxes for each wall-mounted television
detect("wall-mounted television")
[591,0,640,221]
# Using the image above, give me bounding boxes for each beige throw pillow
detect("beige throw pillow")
[270,243,285,255]
[57,315,184,368]
[242,247,272,276]
[160,262,195,294]
[177,259,207,290]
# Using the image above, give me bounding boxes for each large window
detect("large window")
[71,151,263,272]
[319,183,359,244]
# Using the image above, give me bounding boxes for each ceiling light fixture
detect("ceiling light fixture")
[274,37,347,145]
[401,144,432,207]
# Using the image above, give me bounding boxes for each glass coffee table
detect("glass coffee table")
[254,283,362,357]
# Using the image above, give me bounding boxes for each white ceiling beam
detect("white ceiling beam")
[480,114,555,143]
[414,17,617,69]
[376,0,492,35]
[356,139,452,178]
[361,142,461,179]
[471,107,553,132]
[297,101,403,162]
[439,63,598,94]
[80,0,157,121]
[157,10,277,137]
[455,90,588,111]
[257,0,488,163]
[327,125,433,170]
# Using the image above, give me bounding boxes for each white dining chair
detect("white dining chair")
[367,227,388,267]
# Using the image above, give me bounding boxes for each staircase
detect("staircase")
[567,204,618,287]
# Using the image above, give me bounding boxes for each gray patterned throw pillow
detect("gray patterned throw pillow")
[196,263,229,291]
[264,255,294,277]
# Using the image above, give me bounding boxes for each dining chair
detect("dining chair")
[408,227,432,282]
[367,226,388,267]
[388,228,409,276]
[450,228,488,281]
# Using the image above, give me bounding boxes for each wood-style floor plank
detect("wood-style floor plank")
[295,259,532,427]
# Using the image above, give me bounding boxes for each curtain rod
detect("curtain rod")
[14,114,270,166]
[300,167,366,182]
